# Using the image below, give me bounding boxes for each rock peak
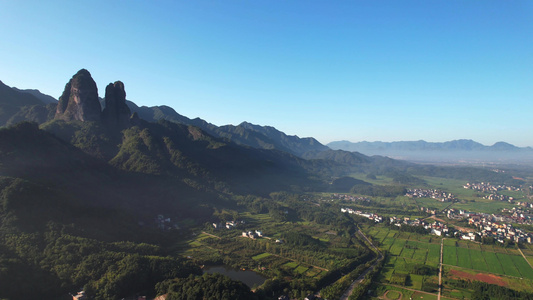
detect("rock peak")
[55,69,101,122]
[102,81,131,128]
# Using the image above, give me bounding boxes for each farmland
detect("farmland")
[442,239,533,280]
[364,224,533,299]
[178,211,375,296]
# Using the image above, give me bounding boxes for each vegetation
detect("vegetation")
[0,95,532,300]
[156,273,258,300]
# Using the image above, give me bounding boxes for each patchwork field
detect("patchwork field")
[366,225,533,299]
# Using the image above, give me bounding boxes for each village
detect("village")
[341,206,533,244]
[331,193,372,203]
[463,182,521,192]
[405,188,457,202]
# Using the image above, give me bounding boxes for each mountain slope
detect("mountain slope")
[12,87,58,104]
[0,80,46,125]
[124,100,329,157]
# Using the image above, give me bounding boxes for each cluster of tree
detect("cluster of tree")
[480,236,516,248]
[406,264,438,276]
[316,252,375,289]
[389,223,431,235]
[155,273,259,300]
[0,226,201,300]
[388,172,425,185]
[348,256,385,300]
[331,177,371,192]
[350,184,406,197]
[281,231,323,250]
[447,279,533,300]
[319,263,367,300]
[389,273,410,285]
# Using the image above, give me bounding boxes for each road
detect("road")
[339,259,380,300]
[339,230,383,300]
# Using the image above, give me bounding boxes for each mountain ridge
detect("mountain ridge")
[2,72,531,165]
[328,139,533,165]
[328,139,532,152]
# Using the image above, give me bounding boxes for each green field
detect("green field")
[442,242,533,280]
[366,224,533,300]
[252,252,272,260]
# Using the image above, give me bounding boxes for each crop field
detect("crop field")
[442,242,533,280]
[443,245,457,265]
[412,196,451,210]
[365,226,442,294]
[367,224,533,299]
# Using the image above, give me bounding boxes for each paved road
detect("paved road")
[339,230,383,300]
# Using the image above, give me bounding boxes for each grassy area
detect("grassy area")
[283,261,299,269]
[252,252,272,260]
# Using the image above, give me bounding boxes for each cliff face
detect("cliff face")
[55,69,102,122]
[102,81,131,128]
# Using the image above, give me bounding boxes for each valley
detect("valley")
[1,70,533,300]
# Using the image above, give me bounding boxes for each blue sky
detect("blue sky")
[1,1,532,146]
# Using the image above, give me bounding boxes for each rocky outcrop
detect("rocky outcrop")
[55,69,101,122]
[102,81,131,128]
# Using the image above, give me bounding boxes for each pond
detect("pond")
[203,265,267,288]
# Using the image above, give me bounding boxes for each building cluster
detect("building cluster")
[212,220,245,230]
[445,209,476,220]
[444,209,533,243]
[483,193,514,202]
[405,188,457,202]
[420,207,438,215]
[242,230,263,239]
[446,208,533,225]
[463,182,520,192]
[501,207,533,224]
[515,201,533,208]
[332,193,371,203]
[343,205,533,244]
[341,208,383,222]
[387,216,450,236]
[467,216,533,244]
[155,214,179,230]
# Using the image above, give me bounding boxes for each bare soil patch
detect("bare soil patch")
[449,269,507,287]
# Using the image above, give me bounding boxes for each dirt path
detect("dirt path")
[201,231,221,239]
[384,290,403,300]
[439,238,444,300]
[518,247,533,270]
[387,284,444,297]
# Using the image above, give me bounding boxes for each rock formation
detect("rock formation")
[55,69,101,122]
[102,81,131,128]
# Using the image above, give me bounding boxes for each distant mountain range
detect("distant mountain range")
[328,140,533,164]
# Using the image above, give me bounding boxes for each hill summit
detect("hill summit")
[55,69,101,122]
